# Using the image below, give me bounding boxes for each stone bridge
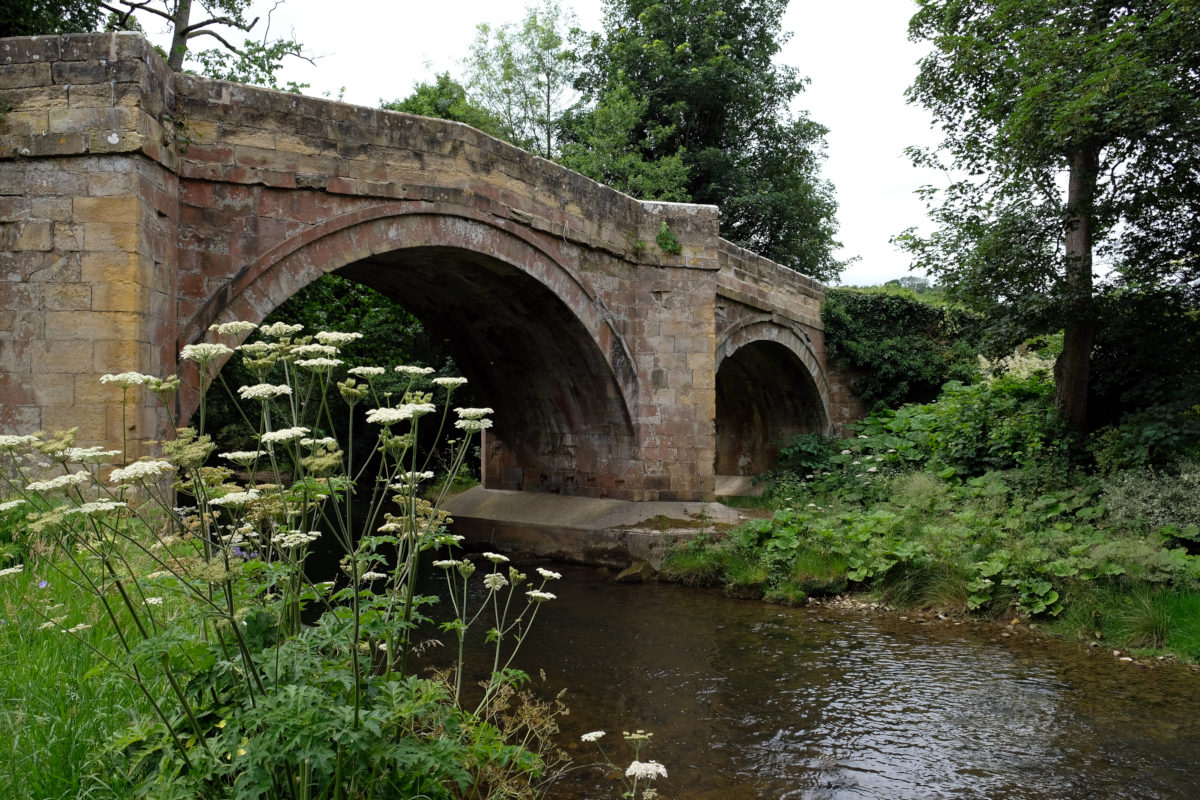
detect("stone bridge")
[0,33,860,503]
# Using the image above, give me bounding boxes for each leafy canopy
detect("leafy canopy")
[899,0,1200,432]
[572,0,843,280]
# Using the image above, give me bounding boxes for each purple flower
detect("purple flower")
[37,580,48,589]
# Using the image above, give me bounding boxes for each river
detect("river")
[443,563,1200,799]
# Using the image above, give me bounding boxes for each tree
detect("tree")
[558,80,691,201]
[464,0,580,158]
[382,73,506,140]
[574,0,843,281]
[1,0,102,37]
[900,1,1200,435]
[99,0,306,86]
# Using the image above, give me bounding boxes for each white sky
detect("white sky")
[144,0,946,286]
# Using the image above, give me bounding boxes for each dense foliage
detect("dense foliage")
[0,0,102,36]
[666,361,1200,659]
[821,287,981,411]
[899,0,1200,434]
[573,0,843,279]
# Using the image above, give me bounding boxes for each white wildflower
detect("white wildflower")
[290,343,339,357]
[65,500,127,516]
[483,572,508,591]
[482,552,509,563]
[315,331,363,346]
[366,404,436,425]
[260,427,309,444]
[0,434,38,450]
[259,321,303,338]
[109,460,174,484]
[66,623,92,634]
[867,466,878,473]
[580,731,606,743]
[28,472,93,492]
[300,437,338,448]
[294,357,343,370]
[455,418,493,432]
[209,320,258,336]
[625,761,668,781]
[433,377,467,389]
[395,365,435,376]
[209,489,262,507]
[62,447,122,462]
[237,341,278,355]
[361,571,388,581]
[220,450,265,464]
[237,383,292,400]
[536,567,561,580]
[348,366,385,377]
[145,597,163,605]
[99,372,153,387]
[272,529,321,548]
[526,590,556,603]
[433,559,462,569]
[0,565,24,578]
[840,449,851,455]
[180,343,233,362]
[455,407,494,420]
[0,499,27,512]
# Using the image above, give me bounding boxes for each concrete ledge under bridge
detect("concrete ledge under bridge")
[443,486,755,570]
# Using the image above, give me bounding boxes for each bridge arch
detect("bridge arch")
[182,203,639,497]
[714,319,832,476]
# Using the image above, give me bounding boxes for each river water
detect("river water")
[446,564,1200,800]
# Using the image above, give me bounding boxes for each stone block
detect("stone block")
[31,339,94,373]
[83,221,140,252]
[91,281,147,312]
[44,310,140,341]
[43,404,106,441]
[0,61,52,89]
[80,250,139,283]
[74,196,141,224]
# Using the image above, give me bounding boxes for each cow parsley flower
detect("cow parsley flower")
[0,499,26,512]
[348,366,385,377]
[291,343,338,357]
[209,489,262,507]
[455,418,493,432]
[625,761,668,780]
[180,343,233,363]
[526,590,556,603]
[361,571,388,581]
[433,377,467,389]
[237,383,292,400]
[109,460,174,483]
[272,529,321,548]
[62,447,122,462]
[65,500,127,516]
[0,565,24,578]
[482,552,509,563]
[99,372,153,387]
[432,559,463,569]
[315,331,363,346]
[0,435,38,450]
[580,731,606,743]
[483,572,508,591]
[395,365,435,376]
[259,322,303,338]
[294,357,342,370]
[220,450,265,465]
[536,567,561,580]
[260,427,309,444]
[28,472,93,492]
[209,320,258,336]
[455,407,494,420]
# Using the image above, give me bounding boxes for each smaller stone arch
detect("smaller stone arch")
[714,319,832,477]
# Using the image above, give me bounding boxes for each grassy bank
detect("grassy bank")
[664,459,1200,662]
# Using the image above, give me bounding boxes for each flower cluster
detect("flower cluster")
[109,460,175,484]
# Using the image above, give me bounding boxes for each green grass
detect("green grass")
[0,563,151,799]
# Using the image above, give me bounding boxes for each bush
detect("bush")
[822,287,981,411]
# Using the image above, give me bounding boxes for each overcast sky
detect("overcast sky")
[145,0,946,286]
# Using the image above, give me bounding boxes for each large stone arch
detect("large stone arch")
[180,203,639,497]
[714,319,832,476]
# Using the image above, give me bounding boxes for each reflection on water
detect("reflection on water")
[434,564,1200,799]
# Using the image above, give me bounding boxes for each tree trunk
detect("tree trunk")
[1054,144,1101,436]
[167,0,193,71]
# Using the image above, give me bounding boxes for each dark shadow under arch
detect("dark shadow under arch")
[715,336,830,477]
